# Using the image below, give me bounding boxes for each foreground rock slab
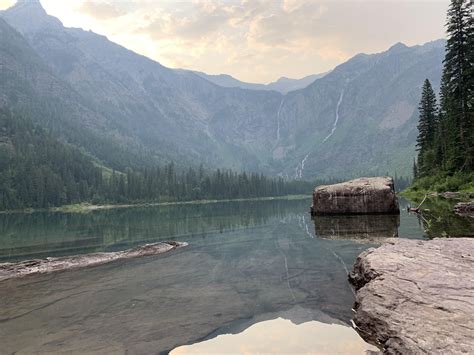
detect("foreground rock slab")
[349,238,474,354]
[311,177,399,215]
[0,241,187,282]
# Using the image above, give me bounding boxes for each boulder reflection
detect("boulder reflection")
[313,214,400,242]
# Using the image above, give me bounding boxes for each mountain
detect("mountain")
[0,16,157,171]
[0,108,104,209]
[191,71,329,94]
[188,72,269,91]
[266,74,330,94]
[0,1,445,179]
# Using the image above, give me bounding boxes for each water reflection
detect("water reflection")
[313,214,400,242]
[0,210,368,353]
[310,197,472,242]
[0,199,308,262]
[172,316,378,354]
[0,196,465,353]
[410,198,474,238]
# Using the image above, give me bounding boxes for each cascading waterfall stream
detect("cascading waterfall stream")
[323,90,344,142]
[292,90,344,179]
[276,97,284,141]
[294,153,310,179]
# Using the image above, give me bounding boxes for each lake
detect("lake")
[0,197,468,353]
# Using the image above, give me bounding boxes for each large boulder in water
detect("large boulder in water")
[311,177,399,215]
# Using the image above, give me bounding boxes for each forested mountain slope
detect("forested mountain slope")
[0,109,103,209]
[0,108,312,210]
[0,18,160,171]
[0,0,445,179]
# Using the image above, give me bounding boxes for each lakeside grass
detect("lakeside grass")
[400,172,474,202]
[399,189,473,203]
[0,195,312,215]
[398,187,474,202]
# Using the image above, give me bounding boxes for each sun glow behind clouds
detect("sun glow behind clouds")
[1,0,449,83]
[0,0,14,8]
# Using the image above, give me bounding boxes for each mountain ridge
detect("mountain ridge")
[0,1,445,179]
[190,71,330,94]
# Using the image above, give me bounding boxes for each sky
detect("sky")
[0,0,450,83]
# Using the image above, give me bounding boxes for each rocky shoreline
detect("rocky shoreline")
[0,241,187,282]
[349,238,474,354]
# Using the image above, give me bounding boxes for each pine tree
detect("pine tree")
[466,1,474,169]
[443,0,473,171]
[436,72,450,169]
[413,158,418,180]
[416,79,438,176]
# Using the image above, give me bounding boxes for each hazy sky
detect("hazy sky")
[0,0,449,83]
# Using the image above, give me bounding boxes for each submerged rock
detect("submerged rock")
[349,238,474,354]
[0,241,187,282]
[311,177,399,215]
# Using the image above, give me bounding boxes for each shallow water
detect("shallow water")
[417,198,474,238]
[0,197,459,353]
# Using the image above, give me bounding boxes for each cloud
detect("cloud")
[138,1,241,41]
[35,0,449,83]
[134,0,333,77]
[78,1,128,20]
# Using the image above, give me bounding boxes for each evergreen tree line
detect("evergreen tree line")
[102,165,316,204]
[0,109,319,210]
[414,0,473,187]
[393,174,411,192]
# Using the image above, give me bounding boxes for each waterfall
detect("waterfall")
[276,98,284,141]
[294,153,310,179]
[323,90,344,142]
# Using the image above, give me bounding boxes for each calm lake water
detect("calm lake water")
[0,197,470,353]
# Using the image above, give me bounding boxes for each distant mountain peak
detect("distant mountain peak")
[17,0,42,4]
[1,0,62,34]
[12,0,45,11]
[388,42,408,52]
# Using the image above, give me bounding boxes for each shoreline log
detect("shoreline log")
[0,241,187,282]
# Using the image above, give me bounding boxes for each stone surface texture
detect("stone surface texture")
[349,238,474,354]
[311,177,400,215]
[0,241,187,282]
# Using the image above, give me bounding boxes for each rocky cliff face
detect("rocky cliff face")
[0,1,445,177]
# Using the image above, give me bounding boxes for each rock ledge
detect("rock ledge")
[0,241,187,282]
[349,238,474,354]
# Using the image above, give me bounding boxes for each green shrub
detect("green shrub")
[404,171,473,195]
